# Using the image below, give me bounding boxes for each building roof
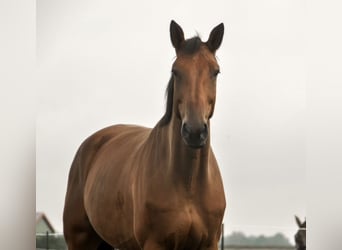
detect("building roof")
[36,212,56,233]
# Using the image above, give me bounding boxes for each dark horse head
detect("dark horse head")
[294,215,306,250]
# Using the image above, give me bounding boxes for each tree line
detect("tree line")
[223,231,293,247]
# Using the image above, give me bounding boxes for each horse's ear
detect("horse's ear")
[302,220,306,228]
[295,215,302,227]
[206,23,224,53]
[170,20,184,51]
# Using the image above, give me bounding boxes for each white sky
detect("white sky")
[36,0,306,244]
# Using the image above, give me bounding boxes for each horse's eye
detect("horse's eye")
[212,69,220,78]
[213,69,220,78]
[172,69,179,77]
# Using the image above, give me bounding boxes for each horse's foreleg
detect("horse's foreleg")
[202,245,219,250]
[63,170,106,249]
[64,230,104,250]
[142,239,167,250]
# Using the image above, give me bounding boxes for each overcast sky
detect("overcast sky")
[36,0,306,244]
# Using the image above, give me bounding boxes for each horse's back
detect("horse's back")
[75,124,150,183]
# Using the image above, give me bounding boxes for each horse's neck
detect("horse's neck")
[151,118,211,190]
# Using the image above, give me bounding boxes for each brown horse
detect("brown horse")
[63,20,226,250]
[294,215,306,250]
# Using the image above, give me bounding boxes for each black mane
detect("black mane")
[159,75,174,126]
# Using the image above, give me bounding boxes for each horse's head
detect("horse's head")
[169,20,224,148]
[294,215,306,250]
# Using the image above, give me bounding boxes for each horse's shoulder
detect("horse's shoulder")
[80,125,120,152]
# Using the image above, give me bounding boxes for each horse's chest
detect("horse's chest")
[140,202,219,248]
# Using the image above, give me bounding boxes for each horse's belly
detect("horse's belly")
[84,164,137,247]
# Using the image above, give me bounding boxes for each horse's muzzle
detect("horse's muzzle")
[181,122,208,148]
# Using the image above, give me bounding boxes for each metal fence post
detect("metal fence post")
[221,223,224,250]
[46,231,49,250]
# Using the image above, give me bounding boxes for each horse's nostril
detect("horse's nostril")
[182,123,191,137]
[200,124,208,140]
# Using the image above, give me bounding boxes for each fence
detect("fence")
[36,230,294,250]
[36,232,67,250]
